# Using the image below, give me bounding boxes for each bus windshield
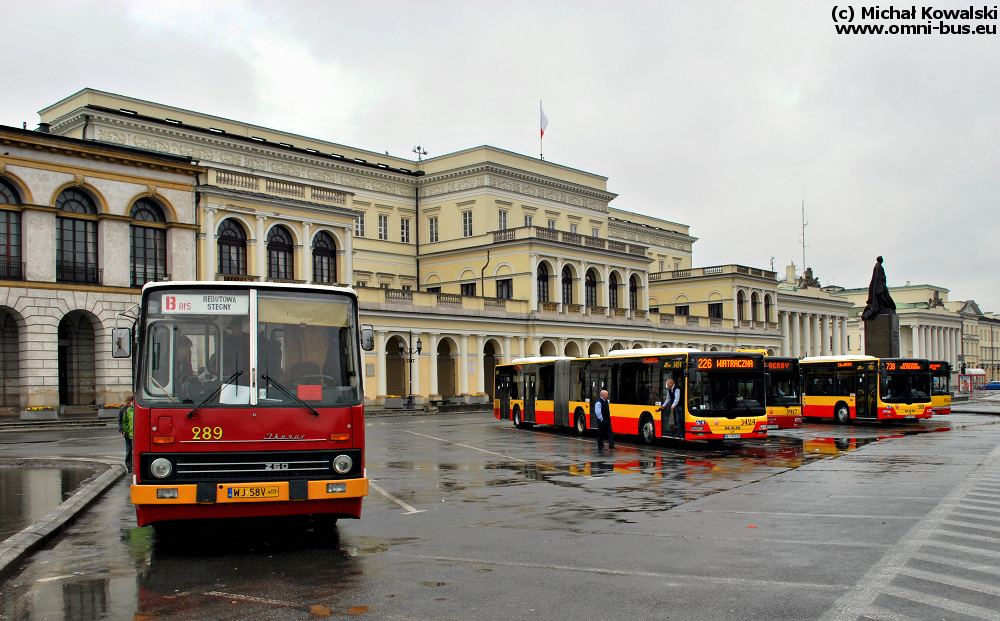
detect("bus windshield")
[766,371,801,406]
[139,288,361,407]
[689,371,765,416]
[880,370,931,403]
[931,370,950,396]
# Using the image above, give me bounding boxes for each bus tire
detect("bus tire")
[513,406,523,429]
[834,403,850,425]
[638,413,655,445]
[574,410,587,435]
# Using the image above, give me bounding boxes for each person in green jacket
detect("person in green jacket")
[118,396,134,472]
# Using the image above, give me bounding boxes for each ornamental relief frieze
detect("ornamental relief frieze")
[608,228,689,251]
[95,128,416,198]
[420,174,609,211]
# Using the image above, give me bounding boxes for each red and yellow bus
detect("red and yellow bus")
[764,357,803,429]
[929,361,952,414]
[114,282,374,528]
[494,349,768,443]
[800,356,933,424]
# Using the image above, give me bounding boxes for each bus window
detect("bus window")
[537,365,554,400]
[880,370,930,403]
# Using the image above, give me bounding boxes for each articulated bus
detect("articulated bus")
[494,349,768,443]
[800,356,933,424]
[113,282,374,528]
[764,357,802,430]
[929,361,952,414]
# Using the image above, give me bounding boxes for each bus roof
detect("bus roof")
[141,280,358,298]
[801,355,877,363]
[605,348,701,357]
[509,356,572,364]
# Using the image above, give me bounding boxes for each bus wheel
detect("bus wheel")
[574,411,587,435]
[638,414,655,445]
[834,403,850,425]
[513,407,523,429]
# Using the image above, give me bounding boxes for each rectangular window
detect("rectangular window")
[592,228,599,238]
[462,211,473,237]
[708,303,723,319]
[355,281,367,288]
[547,219,556,229]
[524,214,533,228]
[428,216,439,243]
[427,286,441,294]
[461,282,476,296]
[354,213,365,237]
[675,305,689,316]
[378,214,389,240]
[674,263,680,271]
[401,284,411,291]
[380,283,390,289]
[400,218,411,244]
[496,278,512,299]
[658,260,664,272]
[570,223,578,234]
[498,210,508,230]
[56,217,100,284]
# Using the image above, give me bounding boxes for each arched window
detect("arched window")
[629,275,639,311]
[218,219,247,276]
[737,290,745,321]
[608,272,618,308]
[764,295,772,323]
[312,231,337,284]
[751,292,760,322]
[129,198,167,287]
[536,263,549,302]
[0,180,22,280]
[561,266,573,305]
[267,226,294,280]
[55,189,100,284]
[585,269,597,307]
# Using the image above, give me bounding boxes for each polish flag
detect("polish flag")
[540,104,549,138]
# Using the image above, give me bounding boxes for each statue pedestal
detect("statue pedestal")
[865,313,900,358]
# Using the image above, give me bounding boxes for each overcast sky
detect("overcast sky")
[5,1,997,310]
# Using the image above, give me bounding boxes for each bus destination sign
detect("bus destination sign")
[162,294,250,315]
[695,357,757,370]
[766,361,791,370]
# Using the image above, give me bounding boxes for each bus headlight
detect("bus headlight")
[150,458,173,479]
[332,454,353,474]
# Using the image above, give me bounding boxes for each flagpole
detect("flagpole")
[539,101,544,160]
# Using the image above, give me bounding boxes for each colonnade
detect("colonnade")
[909,324,961,367]
[779,311,848,358]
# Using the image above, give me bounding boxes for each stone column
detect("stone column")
[341,227,353,286]
[557,337,566,356]
[780,312,790,356]
[475,335,485,395]
[255,215,267,280]
[503,336,512,364]
[529,254,538,311]
[459,334,469,396]
[802,314,812,357]
[577,261,586,309]
[820,315,831,356]
[813,315,822,357]
[790,312,801,358]
[411,332,422,400]
[203,206,216,280]
[925,326,932,360]
[911,324,920,358]
[518,336,526,358]
[937,327,944,361]
[832,316,842,355]
[301,221,313,283]
[428,333,440,399]
[375,330,387,399]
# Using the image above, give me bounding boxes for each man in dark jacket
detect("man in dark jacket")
[595,389,615,450]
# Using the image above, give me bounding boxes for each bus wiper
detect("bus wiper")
[262,374,320,416]
[188,370,242,418]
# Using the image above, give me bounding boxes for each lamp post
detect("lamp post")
[399,332,422,409]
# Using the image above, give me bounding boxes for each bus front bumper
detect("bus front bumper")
[131,477,369,505]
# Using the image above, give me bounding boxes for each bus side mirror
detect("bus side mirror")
[112,328,132,358]
[361,325,374,352]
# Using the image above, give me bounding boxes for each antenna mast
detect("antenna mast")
[413,145,427,161]
[800,192,808,271]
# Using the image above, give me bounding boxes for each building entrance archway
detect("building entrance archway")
[0,307,20,407]
[437,338,457,399]
[58,311,97,406]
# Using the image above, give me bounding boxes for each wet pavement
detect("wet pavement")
[0,466,99,541]
[2,413,1000,620]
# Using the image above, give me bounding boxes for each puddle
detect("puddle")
[0,466,96,541]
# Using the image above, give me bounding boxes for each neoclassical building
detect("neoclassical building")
[0,124,200,410]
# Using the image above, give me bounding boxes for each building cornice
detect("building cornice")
[608,219,696,251]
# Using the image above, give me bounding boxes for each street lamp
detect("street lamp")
[399,333,422,409]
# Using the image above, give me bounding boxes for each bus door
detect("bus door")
[524,372,536,423]
[661,366,684,438]
[855,369,878,419]
[588,370,609,429]
[497,372,511,420]
[553,359,571,427]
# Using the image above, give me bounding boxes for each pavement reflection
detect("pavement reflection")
[0,466,95,540]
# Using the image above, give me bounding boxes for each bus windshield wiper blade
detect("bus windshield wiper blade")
[262,374,320,416]
[188,370,242,418]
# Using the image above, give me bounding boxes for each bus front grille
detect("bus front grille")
[139,450,362,483]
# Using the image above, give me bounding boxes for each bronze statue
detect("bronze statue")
[861,256,896,320]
